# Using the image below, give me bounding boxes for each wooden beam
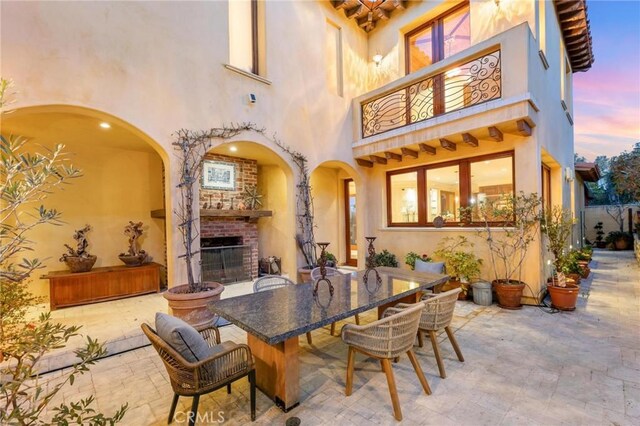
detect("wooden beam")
[356,158,373,168]
[384,151,402,162]
[439,138,456,151]
[401,147,418,159]
[377,8,389,20]
[370,155,387,165]
[345,5,363,19]
[488,126,503,142]
[332,0,348,10]
[516,120,532,136]
[392,0,406,10]
[462,133,478,147]
[419,143,436,155]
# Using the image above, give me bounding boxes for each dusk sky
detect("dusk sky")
[573,0,640,161]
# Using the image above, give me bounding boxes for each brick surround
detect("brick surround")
[200,154,259,280]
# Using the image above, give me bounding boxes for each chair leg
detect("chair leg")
[345,346,356,396]
[445,326,465,362]
[249,370,256,421]
[168,393,179,424]
[227,383,231,394]
[189,395,199,426]
[428,330,446,379]
[407,349,431,395]
[354,314,360,325]
[381,358,402,421]
[306,332,312,345]
[417,330,424,348]
[330,322,336,336]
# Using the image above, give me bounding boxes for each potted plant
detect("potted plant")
[471,192,542,309]
[561,252,582,285]
[405,251,432,270]
[434,236,482,300]
[541,207,580,310]
[59,225,97,272]
[163,125,261,326]
[594,222,606,248]
[605,230,633,251]
[118,221,148,266]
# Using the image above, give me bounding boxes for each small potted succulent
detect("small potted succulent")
[434,236,482,300]
[59,225,97,273]
[118,221,148,266]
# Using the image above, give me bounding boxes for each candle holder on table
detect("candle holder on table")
[313,242,334,296]
[363,236,381,288]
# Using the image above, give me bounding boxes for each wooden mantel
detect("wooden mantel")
[150,209,273,220]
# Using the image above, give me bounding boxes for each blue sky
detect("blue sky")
[573,0,640,160]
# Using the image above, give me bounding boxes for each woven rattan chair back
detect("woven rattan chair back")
[419,288,461,331]
[253,275,296,293]
[310,267,343,280]
[141,323,201,395]
[342,301,425,359]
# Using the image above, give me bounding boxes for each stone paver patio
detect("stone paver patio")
[43,250,639,425]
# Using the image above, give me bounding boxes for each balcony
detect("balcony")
[352,23,539,164]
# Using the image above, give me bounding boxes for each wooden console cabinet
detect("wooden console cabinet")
[43,262,161,310]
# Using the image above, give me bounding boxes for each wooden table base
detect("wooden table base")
[246,334,300,412]
[377,291,423,318]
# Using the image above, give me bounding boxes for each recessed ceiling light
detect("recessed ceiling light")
[229,146,238,152]
[99,122,111,129]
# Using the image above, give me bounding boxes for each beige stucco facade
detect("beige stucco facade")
[1,0,583,303]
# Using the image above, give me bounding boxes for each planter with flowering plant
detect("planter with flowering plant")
[404,252,432,270]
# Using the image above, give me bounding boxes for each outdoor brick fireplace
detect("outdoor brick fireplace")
[199,154,263,283]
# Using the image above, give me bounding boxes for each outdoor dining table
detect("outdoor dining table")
[209,267,449,411]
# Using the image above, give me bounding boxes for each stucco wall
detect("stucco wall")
[583,205,640,243]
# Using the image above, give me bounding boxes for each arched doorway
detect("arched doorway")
[205,140,296,282]
[1,105,169,298]
[310,161,362,267]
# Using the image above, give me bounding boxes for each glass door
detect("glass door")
[344,179,357,266]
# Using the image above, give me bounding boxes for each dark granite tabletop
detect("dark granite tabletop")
[209,267,449,345]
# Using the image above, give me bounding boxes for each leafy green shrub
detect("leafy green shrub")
[374,250,399,267]
[404,252,432,270]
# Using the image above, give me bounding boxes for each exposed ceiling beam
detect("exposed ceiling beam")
[517,120,533,136]
[488,126,503,142]
[462,133,479,147]
[401,147,418,159]
[332,0,348,10]
[384,151,402,161]
[439,138,456,151]
[370,155,387,165]
[419,143,436,155]
[356,158,373,168]
[346,5,363,19]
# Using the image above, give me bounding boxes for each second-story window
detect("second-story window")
[406,3,470,74]
[229,0,259,75]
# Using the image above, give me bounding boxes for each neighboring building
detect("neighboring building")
[1,0,593,303]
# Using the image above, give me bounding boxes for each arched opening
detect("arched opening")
[1,105,169,299]
[310,161,363,267]
[204,140,296,282]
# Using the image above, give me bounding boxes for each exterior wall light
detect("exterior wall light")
[373,53,383,67]
[99,122,111,129]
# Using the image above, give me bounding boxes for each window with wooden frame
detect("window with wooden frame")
[405,2,470,74]
[229,0,259,75]
[387,151,514,227]
[541,163,551,212]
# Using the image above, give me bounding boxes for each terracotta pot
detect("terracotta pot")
[492,280,525,310]
[441,279,469,300]
[63,255,97,273]
[614,239,629,250]
[298,267,312,283]
[164,282,224,327]
[566,273,581,285]
[547,283,580,311]
[579,266,590,279]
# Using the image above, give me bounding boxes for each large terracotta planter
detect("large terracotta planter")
[63,255,97,273]
[492,280,525,310]
[441,279,469,300]
[548,283,580,311]
[614,239,629,250]
[164,282,224,327]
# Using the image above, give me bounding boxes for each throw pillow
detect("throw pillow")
[155,312,211,363]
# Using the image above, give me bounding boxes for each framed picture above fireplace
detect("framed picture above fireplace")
[202,160,236,190]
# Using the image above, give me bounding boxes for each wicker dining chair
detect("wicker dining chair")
[253,275,313,345]
[396,287,464,378]
[310,267,360,336]
[341,302,431,421]
[141,322,256,425]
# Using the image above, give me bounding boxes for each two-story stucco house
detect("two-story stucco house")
[1,0,593,305]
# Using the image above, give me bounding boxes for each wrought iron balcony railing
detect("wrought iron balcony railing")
[361,50,501,138]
